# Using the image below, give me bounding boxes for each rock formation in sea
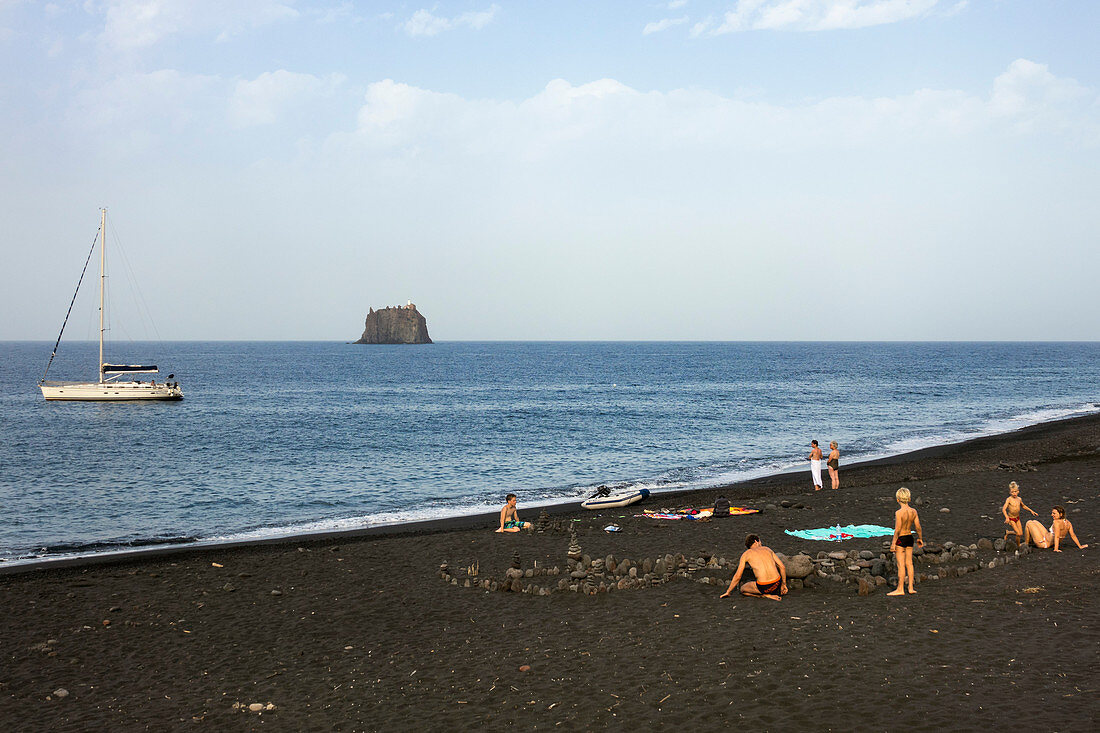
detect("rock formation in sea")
[355,302,432,345]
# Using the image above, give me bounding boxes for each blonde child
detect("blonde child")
[1001,481,1037,544]
[888,487,923,597]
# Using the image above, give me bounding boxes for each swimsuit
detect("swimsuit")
[503,520,524,529]
[896,534,915,548]
[827,458,838,470]
[1008,516,1020,524]
[756,578,782,594]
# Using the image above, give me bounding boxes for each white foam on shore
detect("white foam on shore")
[4,401,1098,568]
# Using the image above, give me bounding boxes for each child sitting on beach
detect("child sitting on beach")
[495,493,532,533]
[888,487,923,597]
[1002,481,1038,544]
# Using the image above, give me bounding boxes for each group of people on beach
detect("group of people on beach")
[1002,481,1087,552]
[808,440,840,491]
[722,481,1087,601]
[493,476,1087,603]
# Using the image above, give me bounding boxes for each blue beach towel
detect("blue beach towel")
[784,524,895,541]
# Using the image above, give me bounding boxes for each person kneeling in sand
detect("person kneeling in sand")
[1002,481,1037,544]
[889,487,923,596]
[496,493,532,533]
[720,534,787,601]
[1022,506,1088,551]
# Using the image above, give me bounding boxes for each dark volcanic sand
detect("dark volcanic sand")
[2,415,1098,731]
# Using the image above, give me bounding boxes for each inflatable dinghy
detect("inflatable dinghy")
[581,487,650,510]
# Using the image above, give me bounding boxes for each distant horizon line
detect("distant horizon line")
[5,339,1100,344]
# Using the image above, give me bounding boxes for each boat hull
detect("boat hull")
[40,382,183,401]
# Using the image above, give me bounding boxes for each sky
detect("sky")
[1,0,1098,341]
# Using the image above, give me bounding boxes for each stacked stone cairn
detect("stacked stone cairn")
[535,509,552,534]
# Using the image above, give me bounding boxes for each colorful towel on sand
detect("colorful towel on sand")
[784,524,895,541]
[637,507,759,520]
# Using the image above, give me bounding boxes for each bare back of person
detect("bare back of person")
[743,546,781,585]
[896,505,917,534]
[721,535,787,601]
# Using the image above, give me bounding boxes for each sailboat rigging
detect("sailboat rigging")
[39,208,183,401]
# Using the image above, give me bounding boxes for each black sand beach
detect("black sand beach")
[2,414,1098,731]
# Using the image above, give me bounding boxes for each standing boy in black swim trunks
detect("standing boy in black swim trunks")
[888,487,923,596]
[720,534,788,601]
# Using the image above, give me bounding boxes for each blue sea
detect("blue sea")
[1,341,1098,565]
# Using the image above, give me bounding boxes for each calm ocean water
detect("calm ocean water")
[1,341,1098,564]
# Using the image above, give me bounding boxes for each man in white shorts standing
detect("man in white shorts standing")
[808,440,823,491]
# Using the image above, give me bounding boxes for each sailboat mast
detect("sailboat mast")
[99,207,106,384]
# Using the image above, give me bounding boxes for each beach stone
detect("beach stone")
[605,556,616,572]
[249,703,264,712]
[642,558,654,575]
[783,554,814,579]
[655,559,667,576]
[582,554,591,568]
[940,508,950,513]
[618,559,630,572]
[993,539,1006,552]
[871,560,887,577]
[270,590,282,596]
[914,497,924,506]
[828,551,848,561]
[859,550,875,560]
[795,503,806,509]
[570,570,588,579]
[977,538,994,550]
[858,577,874,596]
[765,504,778,511]
[874,576,887,587]
[847,564,860,572]
[780,500,793,508]
[629,567,638,578]
[53,688,69,699]
[856,560,872,569]
[1005,540,1018,552]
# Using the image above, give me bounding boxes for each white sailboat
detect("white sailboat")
[40,209,183,401]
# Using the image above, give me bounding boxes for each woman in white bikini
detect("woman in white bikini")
[1022,506,1088,551]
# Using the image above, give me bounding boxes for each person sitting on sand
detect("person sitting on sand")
[888,487,923,596]
[720,534,788,601]
[1002,481,1038,544]
[495,493,532,533]
[1022,506,1088,551]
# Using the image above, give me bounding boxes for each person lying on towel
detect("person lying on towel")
[720,534,788,601]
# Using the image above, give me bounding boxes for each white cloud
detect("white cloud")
[229,69,344,127]
[403,4,498,37]
[643,16,688,35]
[710,0,941,34]
[337,60,1098,163]
[668,0,689,8]
[96,0,298,50]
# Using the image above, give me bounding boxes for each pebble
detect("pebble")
[249,703,264,712]
[828,551,848,560]
[519,665,531,673]
[858,550,875,560]
[270,590,282,596]
[940,508,950,513]
[53,688,69,699]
